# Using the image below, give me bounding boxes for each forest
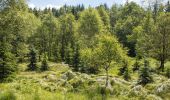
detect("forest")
[0,0,170,100]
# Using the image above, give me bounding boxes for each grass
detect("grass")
[0,60,170,100]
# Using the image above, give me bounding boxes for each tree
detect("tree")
[139,13,170,72]
[1,0,40,63]
[156,13,170,72]
[32,12,59,61]
[123,68,131,81]
[93,33,127,87]
[0,40,17,82]
[97,5,110,31]
[53,44,61,62]
[78,8,103,48]
[166,1,170,12]
[118,60,128,76]
[132,58,140,72]
[114,2,144,57]
[73,44,81,71]
[110,4,119,31]
[65,44,73,65]
[59,14,76,62]
[40,53,49,71]
[80,48,100,74]
[138,60,153,85]
[27,47,37,71]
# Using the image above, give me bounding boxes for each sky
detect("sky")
[27,0,142,9]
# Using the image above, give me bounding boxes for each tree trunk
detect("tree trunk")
[160,59,165,72]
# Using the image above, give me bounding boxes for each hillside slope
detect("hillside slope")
[0,62,170,100]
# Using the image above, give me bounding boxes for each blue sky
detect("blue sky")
[27,0,142,9]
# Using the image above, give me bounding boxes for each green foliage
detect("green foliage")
[40,53,49,71]
[137,12,170,72]
[0,90,16,100]
[59,14,76,62]
[165,68,170,78]
[110,4,119,30]
[72,44,81,71]
[123,68,131,81]
[118,61,128,76]
[97,5,110,31]
[78,8,103,48]
[115,2,144,57]
[0,40,17,82]
[138,60,153,85]
[27,48,37,71]
[132,59,140,72]
[1,1,170,99]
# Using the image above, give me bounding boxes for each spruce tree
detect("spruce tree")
[123,68,130,81]
[0,41,17,82]
[118,61,128,76]
[73,45,81,71]
[27,48,37,71]
[133,59,140,72]
[138,60,153,85]
[40,53,49,71]
[53,45,61,62]
[65,44,73,65]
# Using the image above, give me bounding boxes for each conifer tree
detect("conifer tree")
[138,60,153,85]
[166,1,170,12]
[40,53,49,71]
[119,60,128,76]
[73,44,81,71]
[0,40,17,82]
[53,44,61,62]
[27,48,37,71]
[65,44,73,65]
[133,58,140,72]
[123,68,130,81]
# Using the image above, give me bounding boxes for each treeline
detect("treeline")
[0,0,170,84]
